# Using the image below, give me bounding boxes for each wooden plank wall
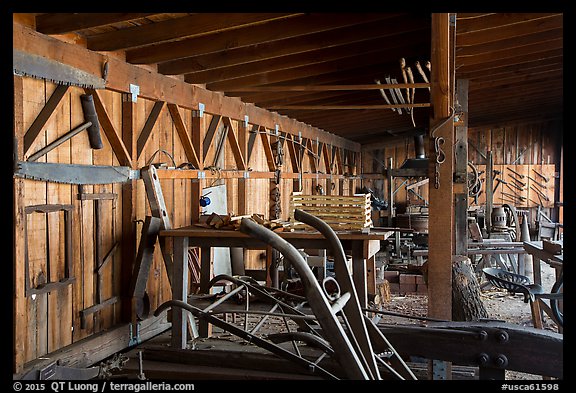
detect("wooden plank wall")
[361,119,563,226]
[13,77,359,370]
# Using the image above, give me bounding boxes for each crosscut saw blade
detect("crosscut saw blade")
[13,50,106,89]
[14,161,139,185]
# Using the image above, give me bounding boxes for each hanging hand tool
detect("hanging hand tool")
[385,76,402,114]
[27,94,103,161]
[414,61,430,90]
[505,182,524,193]
[527,175,547,190]
[14,49,106,89]
[507,167,525,179]
[399,58,410,110]
[502,191,526,202]
[492,177,507,193]
[532,168,549,183]
[14,160,138,184]
[406,66,416,128]
[530,185,549,201]
[374,79,396,113]
[509,176,526,188]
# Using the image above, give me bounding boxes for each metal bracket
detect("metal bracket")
[243,171,250,179]
[198,171,205,179]
[129,322,141,346]
[431,359,448,380]
[244,115,249,128]
[129,84,140,102]
[274,124,279,136]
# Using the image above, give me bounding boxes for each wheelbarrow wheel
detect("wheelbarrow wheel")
[550,275,563,328]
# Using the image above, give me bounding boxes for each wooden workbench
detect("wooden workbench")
[523,241,563,287]
[159,225,391,349]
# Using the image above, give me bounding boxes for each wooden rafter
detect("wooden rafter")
[35,13,159,34]
[158,17,429,75]
[184,31,428,84]
[456,14,562,46]
[221,83,430,92]
[206,44,430,91]
[167,104,201,169]
[88,13,302,52]
[126,13,397,64]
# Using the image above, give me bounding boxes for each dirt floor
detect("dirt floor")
[378,263,561,380]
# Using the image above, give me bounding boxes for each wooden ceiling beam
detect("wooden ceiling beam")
[456,56,562,80]
[157,17,429,74]
[220,82,430,93]
[184,32,429,84]
[88,13,302,51]
[456,38,562,67]
[470,77,562,94]
[456,48,562,74]
[456,28,563,56]
[207,44,430,91]
[267,103,430,110]
[467,69,563,90]
[456,14,562,47]
[469,109,562,129]
[456,13,559,34]
[35,13,159,34]
[126,13,400,64]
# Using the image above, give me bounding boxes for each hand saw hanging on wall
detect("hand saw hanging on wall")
[14,160,139,185]
[13,49,106,89]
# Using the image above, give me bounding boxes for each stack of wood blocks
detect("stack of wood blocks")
[289,192,372,231]
[201,212,291,232]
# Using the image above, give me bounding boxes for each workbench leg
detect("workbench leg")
[366,255,376,298]
[199,246,213,337]
[532,257,542,286]
[352,242,367,309]
[172,237,189,349]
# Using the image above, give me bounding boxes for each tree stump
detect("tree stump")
[370,279,391,306]
[452,255,489,321]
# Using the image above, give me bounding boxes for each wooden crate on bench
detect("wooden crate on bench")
[289,192,372,231]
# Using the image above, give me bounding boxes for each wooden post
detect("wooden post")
[190,108,204,223]
[13,75,26,373]
[428,13,454,379]
[428,13,454,319]
[172,237,189,349]
[121,94,137,322]
[486,151,493,232]
[454,79,469,256]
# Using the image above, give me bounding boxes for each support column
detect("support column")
[454,79,469,256]
[427,12,455,380]
[13,76,26,373]
[428,12,454,321]
[191,108,204,223]
[121,94,137,321]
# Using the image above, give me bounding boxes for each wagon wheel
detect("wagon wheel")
[502,203,520,241]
